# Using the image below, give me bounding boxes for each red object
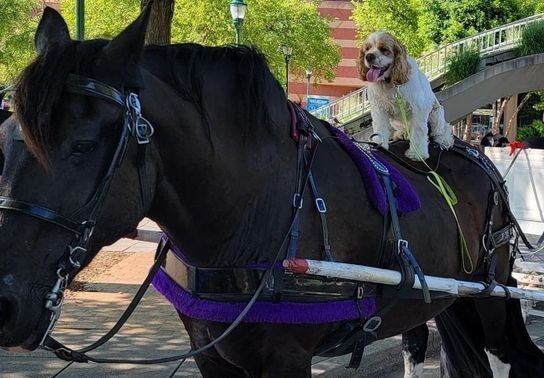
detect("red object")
[508,141,524,156]
[282,258,309,274]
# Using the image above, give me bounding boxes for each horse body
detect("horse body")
[0,6,542,377]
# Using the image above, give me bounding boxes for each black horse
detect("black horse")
[0,7,542,377]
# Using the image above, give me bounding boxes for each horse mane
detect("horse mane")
[14,40,108,166]
[14,40,284,166]
[143,44,284,138]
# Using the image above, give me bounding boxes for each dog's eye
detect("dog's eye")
[379,47,389,54]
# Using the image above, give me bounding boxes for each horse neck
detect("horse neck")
[141,75,295,267]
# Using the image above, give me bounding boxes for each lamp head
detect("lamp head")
[230,0,247,22]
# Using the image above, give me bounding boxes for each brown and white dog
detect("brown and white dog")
[357,31,453,160]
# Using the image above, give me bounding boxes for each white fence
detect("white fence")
[486,147,544,235]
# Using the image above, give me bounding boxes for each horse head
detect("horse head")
[0,6,156,350]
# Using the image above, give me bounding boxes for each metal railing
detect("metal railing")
[311,13,544,123]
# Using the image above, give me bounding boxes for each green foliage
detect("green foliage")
[444,49,480,85]
[60,0,340,84]
[60,0,140,39]
[517,119,544,140]
[518,21,544,56]
[534,91,544,111]
[352,0,542,57]
[171,0,339,83]
[352,0,428,56]
[420,0,535,45]
[0,0,40,85]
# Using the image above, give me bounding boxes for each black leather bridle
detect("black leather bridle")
[0,73,154,347]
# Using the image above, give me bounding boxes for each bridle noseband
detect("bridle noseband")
[0,73,154,346]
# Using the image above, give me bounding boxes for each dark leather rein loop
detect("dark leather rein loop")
[0,196,84,234]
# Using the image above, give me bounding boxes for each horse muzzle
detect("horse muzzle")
[0,292,42,350]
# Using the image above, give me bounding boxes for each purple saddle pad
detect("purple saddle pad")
[325,124,420,215]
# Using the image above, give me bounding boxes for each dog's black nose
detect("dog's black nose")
[365,53,375,63]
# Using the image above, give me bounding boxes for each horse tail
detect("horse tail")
[436,280,544,377]
[505,279,544,377]
[435,299,492,378]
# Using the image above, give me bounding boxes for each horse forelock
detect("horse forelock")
[13,39,108,167]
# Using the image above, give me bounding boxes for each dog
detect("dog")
[357,31,453,160]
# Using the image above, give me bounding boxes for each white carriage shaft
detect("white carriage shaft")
[283,259,544,302]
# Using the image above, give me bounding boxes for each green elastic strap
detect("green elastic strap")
[395,88,474,274]
[427,173,473,274]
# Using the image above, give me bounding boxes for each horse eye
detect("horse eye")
[71,141,96,155]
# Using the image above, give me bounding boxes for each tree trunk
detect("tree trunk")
[492,96,512,134]
[141,0,175,45]
[463,113,472,142]
[505,93,532,138]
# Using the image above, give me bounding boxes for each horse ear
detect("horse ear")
[35,7,71,54]
[97,3,152,73]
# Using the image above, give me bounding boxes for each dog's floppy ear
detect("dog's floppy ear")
[357,41,369,81]
[390,36,409,85]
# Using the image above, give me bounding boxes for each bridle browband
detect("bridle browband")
[0,73,154,347]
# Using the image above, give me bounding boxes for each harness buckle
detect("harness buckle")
[362,316,382,332]
[357,286,364,299]
[293,193,303,209]
[397,239,408,254]
[134,116,154,145]
[315,198,327,213]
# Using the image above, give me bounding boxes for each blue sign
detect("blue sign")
[306,96,330,112]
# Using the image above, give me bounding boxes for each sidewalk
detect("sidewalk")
[1,220,542,377]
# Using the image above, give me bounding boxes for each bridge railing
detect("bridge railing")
[311,12,544,123]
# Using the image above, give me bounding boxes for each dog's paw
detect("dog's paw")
[433,133,454,150]
[405,148,429,161]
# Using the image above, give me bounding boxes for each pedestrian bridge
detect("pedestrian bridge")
[437,53,544,122]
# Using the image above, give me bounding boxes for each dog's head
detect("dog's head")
[357,31,409,85]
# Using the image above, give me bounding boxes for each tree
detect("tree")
[419,0,537,45]
[0,0,41,85]
[352,0,429,56]
[492,96,512,134]
[60,0,140,39]
[141,0,174,45]
[171,0,340,83]
[60,0,340,84]
[352,0,543,57]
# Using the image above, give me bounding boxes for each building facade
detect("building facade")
[289,1,363,108]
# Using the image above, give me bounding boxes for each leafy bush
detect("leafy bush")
[517,119,544,140]
[518,21,544,56]
[445,49,481,86]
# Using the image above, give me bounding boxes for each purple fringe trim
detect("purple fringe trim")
[152,269,376,324]
[325,125,420,215]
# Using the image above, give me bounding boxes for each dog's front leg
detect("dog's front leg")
[405,112,430,161]
[370,108,392,149]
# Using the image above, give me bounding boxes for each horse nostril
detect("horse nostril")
[366,53,375,63]
[0,296,15,329]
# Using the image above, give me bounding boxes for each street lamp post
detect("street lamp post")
[305,69,312,109]
[230,0,247,45]
[76,0,85,40]
[280,45,293,96]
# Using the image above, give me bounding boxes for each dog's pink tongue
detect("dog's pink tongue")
[366,67,381,82]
